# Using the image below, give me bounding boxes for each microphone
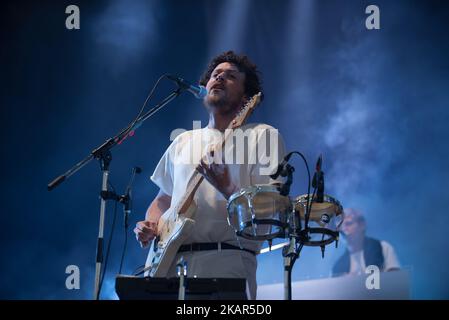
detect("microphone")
[167,75,207,99]
[270,152,294,179]
[315,154,322,172]
[134,166,142,174]
[312,155,324,203]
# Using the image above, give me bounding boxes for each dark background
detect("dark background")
[1,0,448,299]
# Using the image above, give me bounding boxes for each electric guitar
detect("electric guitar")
[144,92,262,277]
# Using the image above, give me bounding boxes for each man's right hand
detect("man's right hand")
[134,220,158,248]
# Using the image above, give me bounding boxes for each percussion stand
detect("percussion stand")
[282,205,305,300]
[280,163,303,300]
[177,257,187,300]
[282,236,303,300]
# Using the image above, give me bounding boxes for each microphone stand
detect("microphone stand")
[47,87,183,300]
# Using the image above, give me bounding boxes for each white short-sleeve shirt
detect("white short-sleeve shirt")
[150,122,286,252]
[148,123,286,299]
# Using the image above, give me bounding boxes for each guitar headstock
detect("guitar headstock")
[229,92,262,129]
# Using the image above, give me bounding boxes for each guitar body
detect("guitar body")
[144,201,197,277]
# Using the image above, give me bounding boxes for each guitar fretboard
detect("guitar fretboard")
[175,93,262,216]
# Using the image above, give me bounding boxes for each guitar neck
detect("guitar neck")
[176,129,232,214]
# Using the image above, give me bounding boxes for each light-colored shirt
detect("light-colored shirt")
[148,122,286,299]
[349,240,401,274]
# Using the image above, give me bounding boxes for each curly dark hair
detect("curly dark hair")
[199,50,263,99]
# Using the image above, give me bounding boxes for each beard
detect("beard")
[206,93,227,108]
[204,90,236,114]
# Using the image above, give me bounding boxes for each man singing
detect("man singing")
[134,51,286,299]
